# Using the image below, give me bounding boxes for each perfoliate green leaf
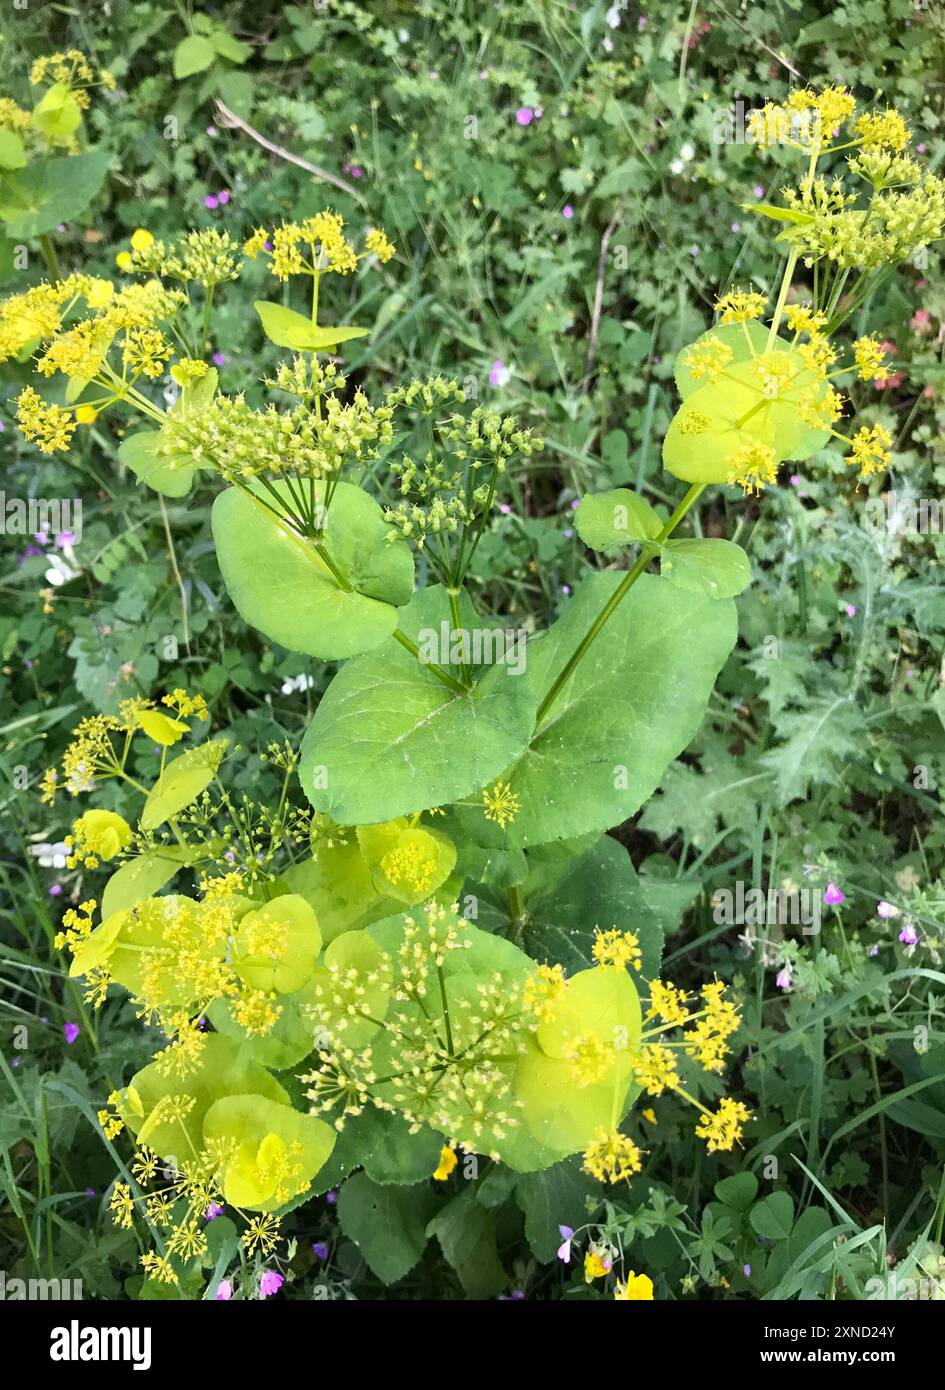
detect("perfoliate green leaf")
[299,587,538,824]
[140,739,228,831]
[212,480,414,660]
[31,83,83,142]
[254,300,370,352]
[455,572,736,849]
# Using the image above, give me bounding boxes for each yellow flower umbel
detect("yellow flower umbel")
[482,780,520,829]
[592,927,642,972]
[695,1098,752,1154]
[245,213,395,282]
[582,1128,643,1184]
[714,289,767,324]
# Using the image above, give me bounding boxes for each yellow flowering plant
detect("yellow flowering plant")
[17,86,935,1296]
[0,50,116,277]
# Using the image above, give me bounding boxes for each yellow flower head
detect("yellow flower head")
[727,441,778,495]
[614,1271,654,1300]
[365,228,396,264]
[522,962,566,1022]
[16,386,76,454]
[646,978,690,1027]
[846,422,893,478]
[482,780,520,829]
[592,927,642,972]
[852,335,889,381]
[584,1247,613,1280]
[695,1097,751,1153]
[684,337,733,382]
[633,1043,680,1097]
[715,289,767,325]
[856,110,911,154]
[582,1127,643,1184]
[785,304,828,338]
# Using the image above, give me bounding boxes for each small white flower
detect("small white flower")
[29,841,70,869]
[602,35,614,52]
[680,142,695,162]
[670,158,685,175]
[606,5,622,28]
[45,554,75,587]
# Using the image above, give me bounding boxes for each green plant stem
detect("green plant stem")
[535,482,706,726]
[391,629,469,695]
[38,234,61,282]
[446,586,470,685]
[158,495,191,656]
[767,248,799,348]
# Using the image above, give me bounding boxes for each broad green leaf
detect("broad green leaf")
[337,1174,433,1284]
[456,572,736,849]
[660,538,751,598]
[254,300,369,352]
[515,1158,601,1262]
[173,34,217,79]
[0,149,112,238]
[140,739,228,831]
[427,1192,508,1298]
[0,129,26,171]
[310,1105,442,1193]
[299,587,537,824]
[715,1171,759,1210]
[118,431,194,498]
[212,480,414,660]
[575,488,662,551]
[477,834,673,977]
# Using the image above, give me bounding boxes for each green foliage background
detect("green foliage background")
[2,0,945,1300]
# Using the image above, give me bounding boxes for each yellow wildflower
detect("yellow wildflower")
[582,1127,643,1184]
[695,1097,752,1153]
[614,1271,654,1300]
[592,927,642,972]
[433,1145,458,1180]
[482,780,520,829]
[715,289,767,324]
